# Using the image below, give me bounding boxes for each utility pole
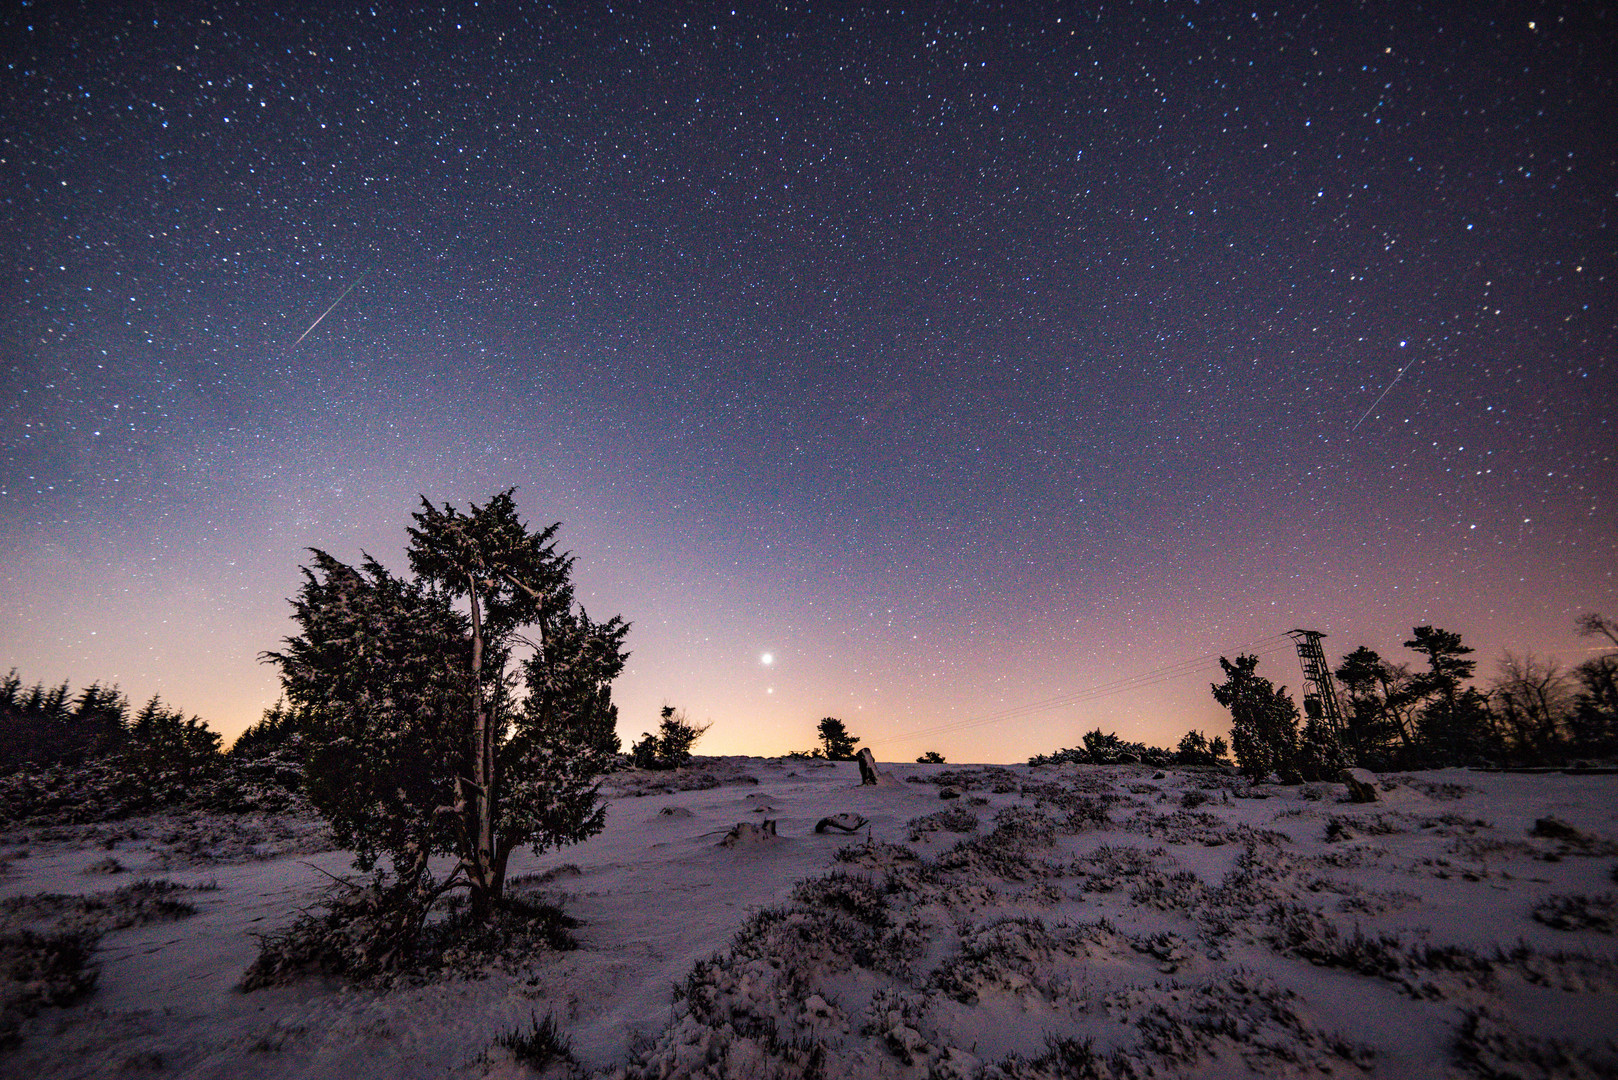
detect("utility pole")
[1287,629,1348,739]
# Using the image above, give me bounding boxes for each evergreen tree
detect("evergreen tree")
[1417,686,1499,764]
[1081,728,1124,763]
[1211,654,1300,781]
[230,699,311,759]
[264,491,626,920]
[126,695,221,786]
[631,706,708,769]
[1570,655,1618,756]
[1175,730,1232,767]
[1333,646,1413,763]
[1403,626,1494,764]
[1404,626,1477,708]
[522,606,628,758]
[817,717,859,760]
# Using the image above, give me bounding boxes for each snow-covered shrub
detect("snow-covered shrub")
[241,875,431,989]
[1324,813,1409,843]
[937,807,1059,881]
[907,806,978,841]
[1125,807,1239,846]
[1265,902,1493,996]
[1532,893,1616,934]
[929,916,1122,1006]
[728,870,923,979]
[0,928,99,1048]
[1453,1007,1618,1079]
[494,1011,577,1072]
[1025,779,1116,830]
[2,878,200,932]
[243,873,577,990]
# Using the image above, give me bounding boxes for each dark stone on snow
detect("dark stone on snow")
[1341,768,1380,803]
[814,814,868,834]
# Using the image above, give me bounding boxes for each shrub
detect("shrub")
[242,874,579,990]
[916,750,946,764]
[0,928,100,1047]
[496,1011,575,1070]
[1532,893,1616,934]
[631,706,710,770]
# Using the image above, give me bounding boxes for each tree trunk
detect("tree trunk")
[467,577,498,919]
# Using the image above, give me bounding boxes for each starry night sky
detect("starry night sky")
[3,2,1613,762]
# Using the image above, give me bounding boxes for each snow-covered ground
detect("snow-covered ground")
[2,758,1615,1078]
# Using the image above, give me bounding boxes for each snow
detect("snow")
[3,758,1616,1078]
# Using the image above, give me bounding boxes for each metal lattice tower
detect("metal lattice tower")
[1287,629,1348,737]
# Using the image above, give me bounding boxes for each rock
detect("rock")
[1531,816,1583,841]
[718,820,777,847]
[856,747,884,785]
[938,786,964,800]
[1341,768,1380,803]
[884,1024,928,1065]
[932,1047,981,1080]
[814,813,868,834]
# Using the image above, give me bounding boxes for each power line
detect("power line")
[884,634,1296,745]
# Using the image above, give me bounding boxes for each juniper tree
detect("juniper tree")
[1333,646,1417,763]
[817,716,859,761]
[264,490,628,920]
[1404,626,1477,710]
[1211,654,1300,781]
[630,706,709,769]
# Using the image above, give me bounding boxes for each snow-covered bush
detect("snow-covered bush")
[1532,893,1616,934]
[0,927,99,1048]
[907,806,978,841]
[241,873,579,989]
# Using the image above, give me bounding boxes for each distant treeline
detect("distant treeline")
[1028,615,1618,779]
[1322,615,1617,770]
[1210,615,1618,781]
[0,671,220,775]
[0,672,305,826]
[1029,727,1230,769]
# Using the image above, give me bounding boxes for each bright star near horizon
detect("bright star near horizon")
[760,652,774,666]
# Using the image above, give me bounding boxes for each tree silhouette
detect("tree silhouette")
[265,491,626,921]
[1211,654,1300,781]
[817,717,859,760]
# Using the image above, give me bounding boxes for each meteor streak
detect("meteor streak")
[1351,352,1420,431]
[293,271,368,347]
